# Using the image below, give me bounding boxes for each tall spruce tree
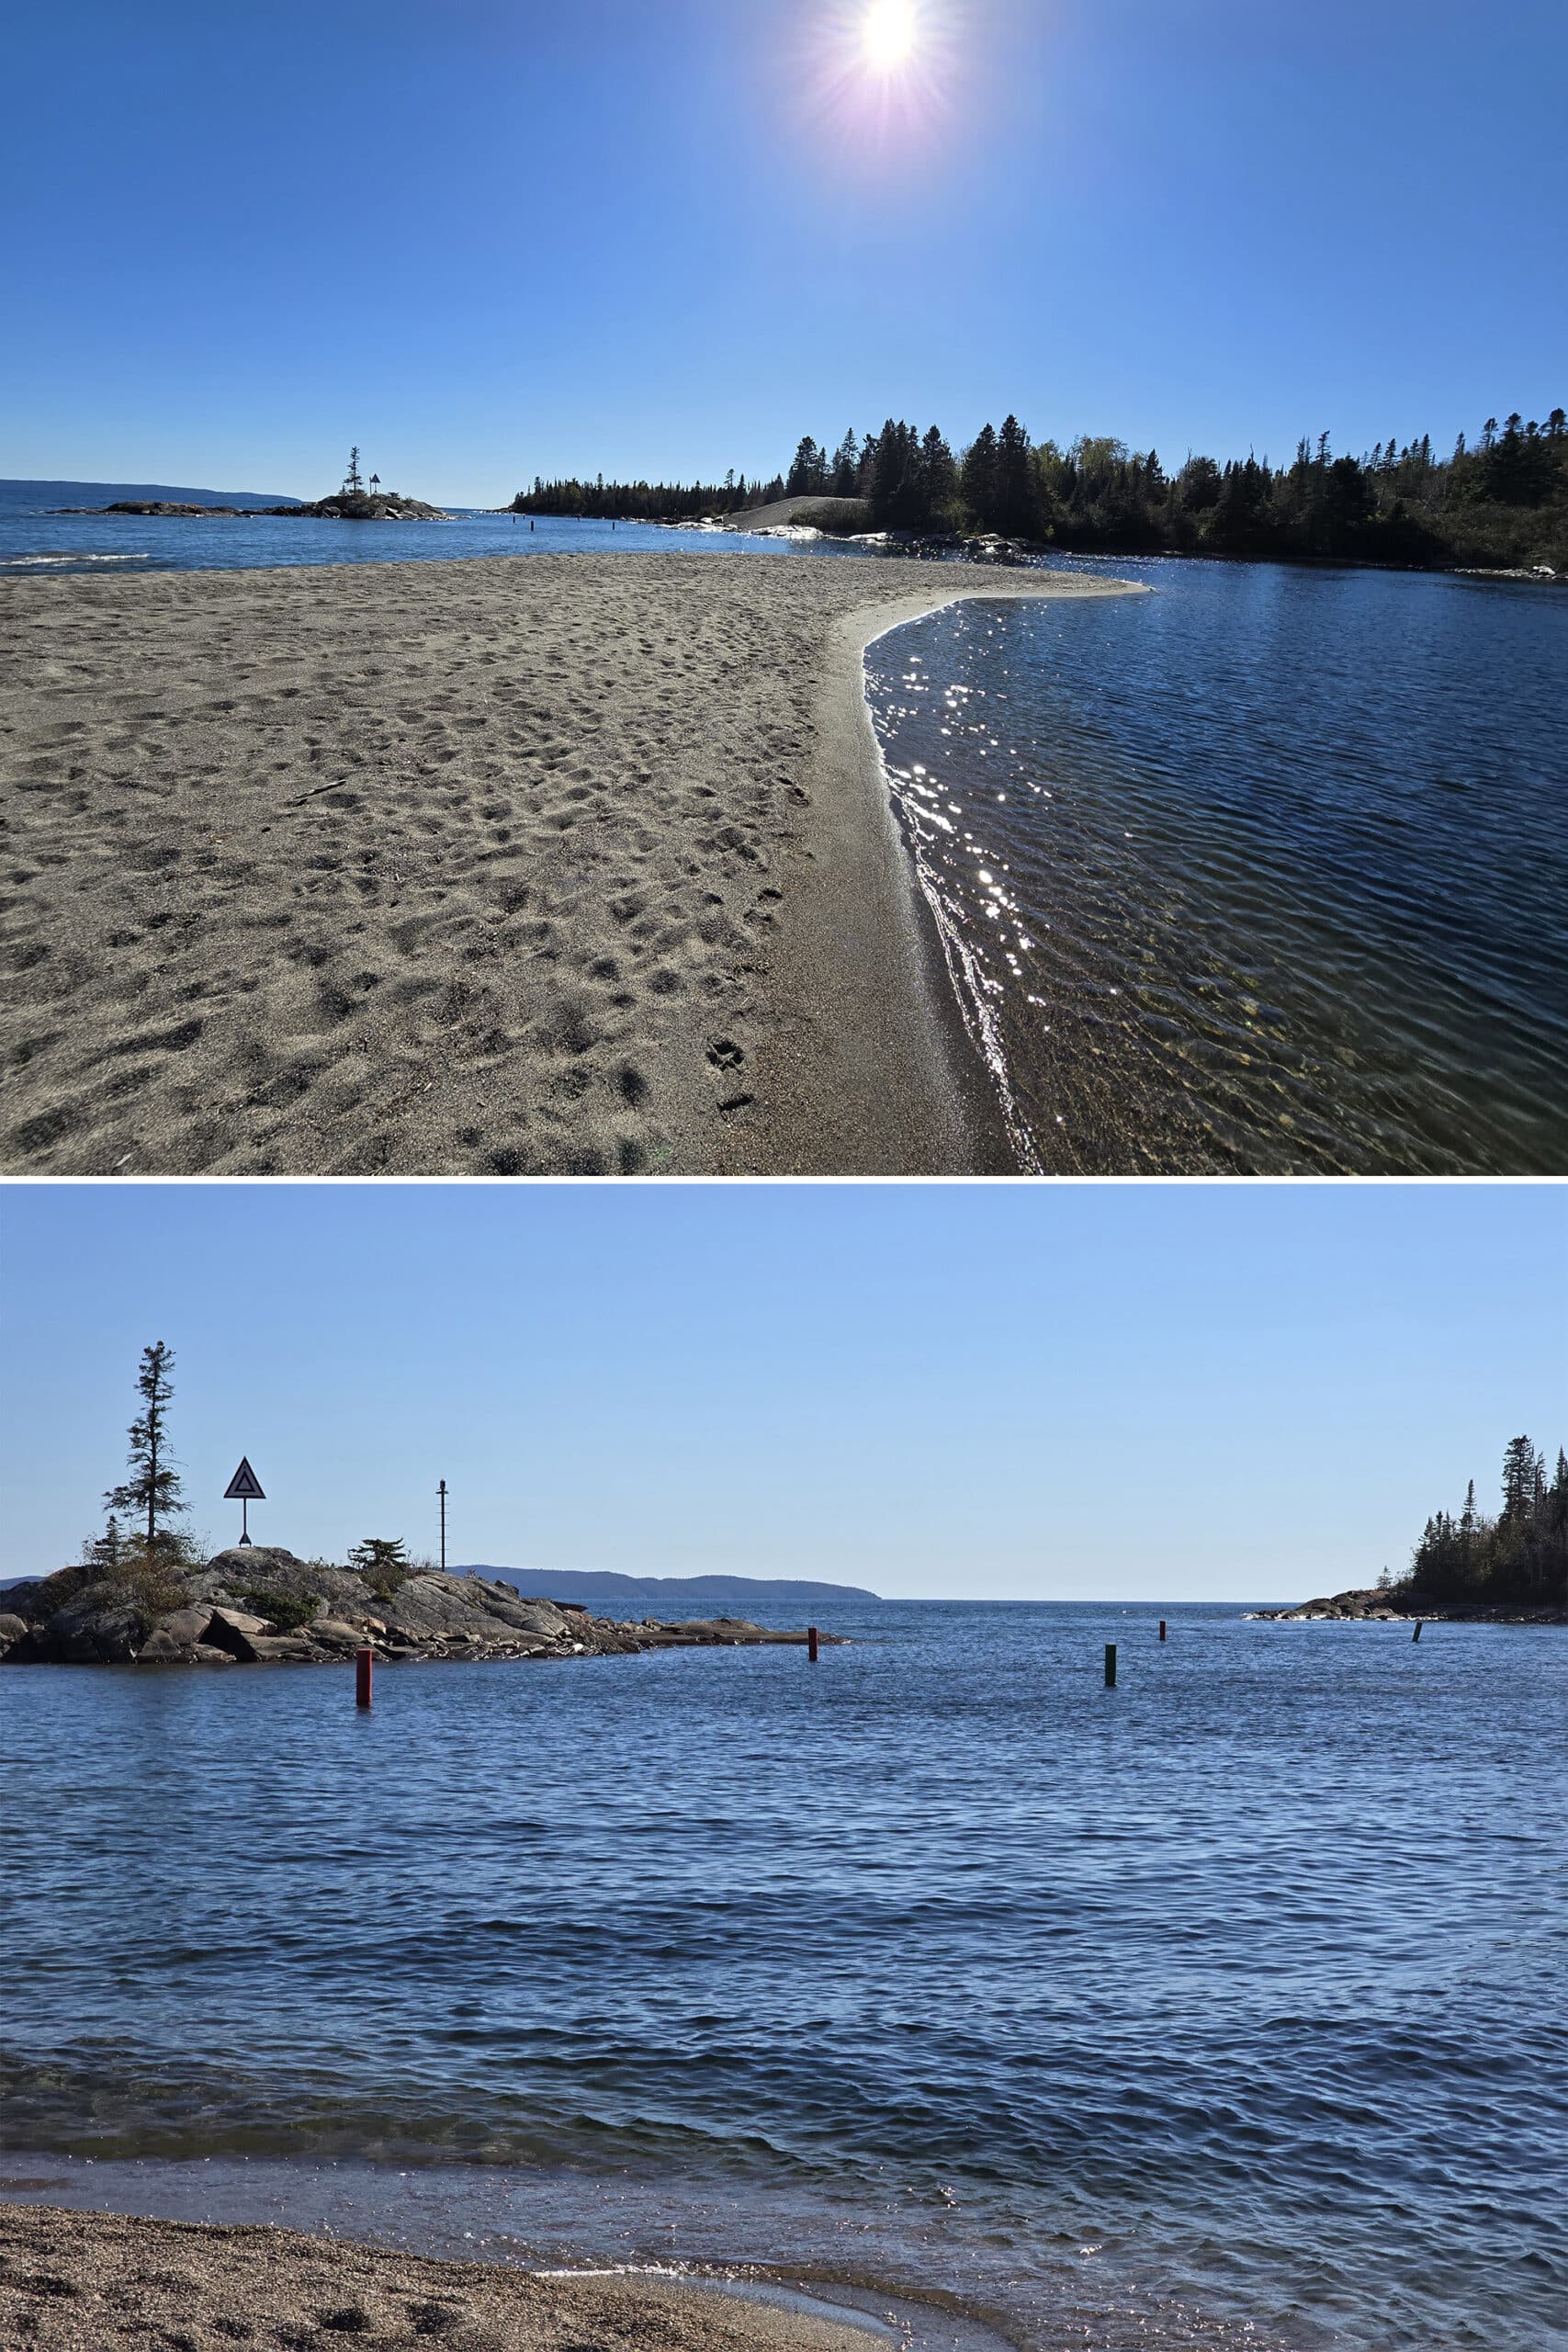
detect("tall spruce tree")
[1501,1435,1542,1523]
[960,424,999,527]
[993,415,1039,537]
[105,1342,187,1552]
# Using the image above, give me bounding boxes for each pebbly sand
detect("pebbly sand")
[0,553,1138,1175]
[0,2203,886,2352]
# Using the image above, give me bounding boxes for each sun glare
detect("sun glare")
[862,0,918,73]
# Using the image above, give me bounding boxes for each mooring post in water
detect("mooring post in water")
[355,1646,373,1709]
[1159,1620,1168,1642]
[1105,1642,1117,1688]
[1413,1622,1422,1643]
[807,1625,819,1664]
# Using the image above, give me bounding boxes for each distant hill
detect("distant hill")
[457,1567,879,1608]
[0,479,301,510]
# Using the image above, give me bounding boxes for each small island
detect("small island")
[0,1544,836,1667]
[67,450,448,522]
[0,1347,840,1668]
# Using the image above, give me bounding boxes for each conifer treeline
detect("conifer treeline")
[512,405,1567,569]
[510,469,787,521]
[1403,1437,1568,1606]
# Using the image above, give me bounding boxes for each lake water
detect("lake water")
[0,496,870,576]
[866,561,1568,1174]
[4,1601,1563,2352]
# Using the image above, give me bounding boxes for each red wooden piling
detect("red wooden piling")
[807,1624,819,1663]
[355,1646,373,1708]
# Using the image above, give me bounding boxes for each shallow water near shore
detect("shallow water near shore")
[867,561,1568,1173]
[0,499,874,576]
[4,1601,1563,2350]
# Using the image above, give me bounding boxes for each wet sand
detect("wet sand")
[0,2203,883,2351]
[0,553,1138,1175]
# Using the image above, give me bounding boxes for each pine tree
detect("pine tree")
[105,1342,187,1551]
[920,425,960,526]
[993,415,1040,537]
[960,423,999,527]
[1501,1435,1541,1524]
[786,437,822,497]
[350,1537,410,1573]
[83,1514,127,1571]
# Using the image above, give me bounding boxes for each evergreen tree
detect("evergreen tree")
[920,425,960,525]
[992,414,1040,537]
[786,437,824,496]
[83,1515,128,1571]
[350,1536,411,1573]
[960,423,999,526]
[1501,1435,1542,1523]
[104,1342,187,1552]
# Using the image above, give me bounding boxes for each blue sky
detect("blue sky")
[2,1182,1562,1600]
[3,0,1563,503]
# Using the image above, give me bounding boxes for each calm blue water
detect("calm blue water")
[867,561,1568,1174]
[0,495,873,575]
[3,1602,1563,2352]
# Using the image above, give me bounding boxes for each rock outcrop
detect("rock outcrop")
[267,493,448,521]
[100,501,244,516]
[0,1549,843,1667]
[1250,1585,1566,1624]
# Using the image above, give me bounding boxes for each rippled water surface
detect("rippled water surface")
[0,498,874,575]
[867,564,1568,1172]
[4,1603,1563,2351]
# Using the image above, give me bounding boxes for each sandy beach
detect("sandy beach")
[0,2204,885,2351]
[0,552,1136,1175]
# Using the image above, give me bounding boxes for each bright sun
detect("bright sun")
[862,0,918,72]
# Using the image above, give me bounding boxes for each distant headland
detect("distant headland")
[0,478,301,511]
[467,1567,880,1608]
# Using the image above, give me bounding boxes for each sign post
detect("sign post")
[224,1456,265,1546]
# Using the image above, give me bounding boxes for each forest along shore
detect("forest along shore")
[0,1546,847,1668]
[0,2207,882,2352]
[0,552,1138,1179]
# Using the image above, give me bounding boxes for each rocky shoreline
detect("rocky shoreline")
[1249,1583,1564,1624]
[0,1546,842,1668]
[55,492,449,520]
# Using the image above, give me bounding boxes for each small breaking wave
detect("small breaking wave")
[1,549,152,568]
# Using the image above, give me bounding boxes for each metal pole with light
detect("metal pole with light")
[438,1479,447,1573]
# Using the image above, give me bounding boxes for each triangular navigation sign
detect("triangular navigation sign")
[224,1457,265,1501]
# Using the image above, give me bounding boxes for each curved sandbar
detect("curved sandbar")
[0,554,1139,1175]
[752,575,1144,1174]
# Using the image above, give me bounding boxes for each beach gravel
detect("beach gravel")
[0,551,1135,1175]
[0,2204,886,2352]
